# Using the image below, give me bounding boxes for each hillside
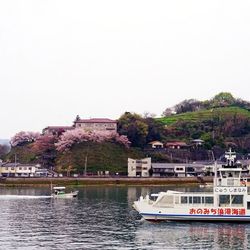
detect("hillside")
[5,141,145,175]
[158,107,250,126]
[156,106,250,152]
[56,141,145,174]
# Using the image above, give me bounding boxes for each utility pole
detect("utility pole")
[84,155,88,176]
[84,145,89,176]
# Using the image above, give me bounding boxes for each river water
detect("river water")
[0,186,249,250]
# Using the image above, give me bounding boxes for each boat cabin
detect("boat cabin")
[151,149,248,211]
[53,186,66,195]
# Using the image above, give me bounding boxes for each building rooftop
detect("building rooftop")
[75,118,117,123]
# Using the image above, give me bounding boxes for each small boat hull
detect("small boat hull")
[53,191,79,198]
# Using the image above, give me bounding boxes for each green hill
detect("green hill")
[55,141,144,174]
[158,106,250,126]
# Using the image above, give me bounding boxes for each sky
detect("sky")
[0,0,250,139]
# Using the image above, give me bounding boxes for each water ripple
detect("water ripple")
[0,186,250,249]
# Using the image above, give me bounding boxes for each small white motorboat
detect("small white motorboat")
[52,186,78,198]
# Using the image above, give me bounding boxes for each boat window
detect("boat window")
[157,195,174,205]
[189,197,193,204]
[231,195,243,206]
[193,197,201,204]
[219,195,230,206]
[181,196,188,204]
[247,202,250,210]
[205,197,213,204]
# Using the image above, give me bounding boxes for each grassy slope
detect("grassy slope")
[157,107,250,125]
[56,141,145,174]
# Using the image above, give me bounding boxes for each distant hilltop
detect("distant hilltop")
[0,139,10,145]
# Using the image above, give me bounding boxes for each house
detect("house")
[152,162,209,177]
[42,126,73,136]
[165,141,188,149]
[128,158,151,177]
[151,163,175,177]
[191,139,204,147]
[148,141,164,149]
[0,163,40,177]
[73,116,117,133]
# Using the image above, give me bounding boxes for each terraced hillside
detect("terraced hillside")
[158,107,250,126]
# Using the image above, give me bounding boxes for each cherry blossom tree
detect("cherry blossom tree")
[10,131,40,147]
[55,128,130,152]
[32,135,57,154]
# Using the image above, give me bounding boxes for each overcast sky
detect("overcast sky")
[0,0,250,139]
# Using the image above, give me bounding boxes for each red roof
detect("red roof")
[75,118,117,124]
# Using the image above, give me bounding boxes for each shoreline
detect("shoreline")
[0,176,213,187]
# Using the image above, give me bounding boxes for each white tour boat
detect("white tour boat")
[52,186,79,198]
[133,149,250,222]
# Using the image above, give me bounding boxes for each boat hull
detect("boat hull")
[140,213,250,222]
[53,191,78,198]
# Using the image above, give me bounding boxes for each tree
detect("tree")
[10,131,40,147]
[118,112,149,148]
[210,92,235,107]
[31,135,57,168]
[162,108,175,117]
[0,144,10,158]
[145,118,165,143]
[55,129,130,152]
[174,99,203,114]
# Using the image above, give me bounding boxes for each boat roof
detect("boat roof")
[53,186,65,190]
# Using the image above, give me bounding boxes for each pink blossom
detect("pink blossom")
[55,128,130,152]
[10,131,40,147]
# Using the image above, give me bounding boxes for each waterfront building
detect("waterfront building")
[0,162,40,177]
[151,163,208,177]
[128,158,151,177]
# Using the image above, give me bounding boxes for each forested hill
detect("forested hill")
[156,93,250,152]
[116,92,250,153]
[3,92,250,173]
[157,106,250,151]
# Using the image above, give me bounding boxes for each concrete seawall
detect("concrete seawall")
[0,176,213,186]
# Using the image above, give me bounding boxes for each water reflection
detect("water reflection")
[0,186,249,249]
[135,222,249,250]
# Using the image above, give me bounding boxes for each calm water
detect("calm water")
[0,186,250,250]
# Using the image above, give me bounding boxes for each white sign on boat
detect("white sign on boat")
[214,187,247,194]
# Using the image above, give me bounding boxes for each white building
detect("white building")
[0,163,39,177]
[148,141,164,149]
[128,158,151,177]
